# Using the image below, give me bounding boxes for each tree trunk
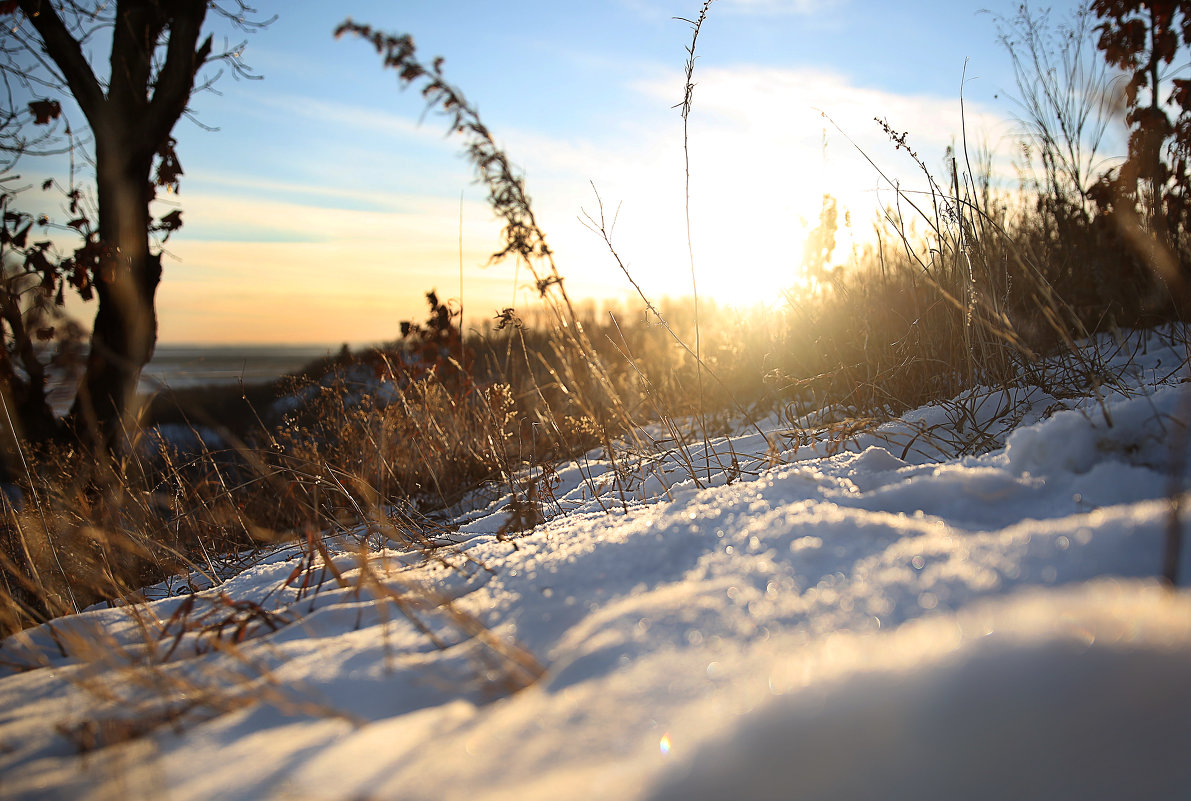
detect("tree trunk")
[67,136,161,452]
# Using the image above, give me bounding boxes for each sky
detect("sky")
[15,0,1107,345]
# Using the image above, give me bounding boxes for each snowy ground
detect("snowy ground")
[3,328,1191,800]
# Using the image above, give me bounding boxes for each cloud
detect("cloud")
[238,90,443,145]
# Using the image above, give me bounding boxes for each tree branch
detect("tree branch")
[145,0,209,150]
[16,0,105,125]
[107,0,161,121]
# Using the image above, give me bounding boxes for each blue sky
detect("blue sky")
[20,0,1104,343]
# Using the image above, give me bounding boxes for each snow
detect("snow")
[2,327,1191,800]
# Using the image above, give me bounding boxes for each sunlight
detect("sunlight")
[687,223,813,307]
[687,186,837,307]
[497,62,977,316]
[546,169,857,311]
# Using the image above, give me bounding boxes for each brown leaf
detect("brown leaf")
[28,99,61,125]
[155,139,183,192]
[24,248,51,275]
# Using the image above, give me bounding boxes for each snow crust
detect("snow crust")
[2,328,1191,800]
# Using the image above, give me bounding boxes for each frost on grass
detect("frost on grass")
[1,328,1190,801]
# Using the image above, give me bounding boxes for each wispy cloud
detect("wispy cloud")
[235,89,445,145]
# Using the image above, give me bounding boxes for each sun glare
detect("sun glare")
[693,220,814,306]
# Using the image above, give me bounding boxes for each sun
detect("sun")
[694,222,812,308]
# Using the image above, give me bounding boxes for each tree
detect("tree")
[0,1,266,457]
[1090,0,1191,257]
